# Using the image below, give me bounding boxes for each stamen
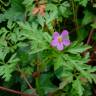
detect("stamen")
[58,36,62,43]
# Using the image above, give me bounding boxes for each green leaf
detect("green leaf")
[39,74,57,94]
[7,20,15,29]
[75,0,89,7]
[54,56,64,70]
[17,22,32,30]
[67,41,91,54]
[77,28,88,41]
[23,0,34,7]
[37,15,45,27]
[0,14,6,23]
[91,22,96,29]
[43,32,52,43]
[46,4,57,11]
[0,64,16,81]
[79,0,89,7]
[30,43,48,54]
[59,1,71,18]
[7,53,19,64]
[72,79,84,96]
[0,47,9,61]
[0,0,24,23]
[59,72,73,89]
[82,10,94,25]
[45,4,58,24]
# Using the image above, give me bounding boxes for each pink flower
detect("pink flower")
[51,30,70,51]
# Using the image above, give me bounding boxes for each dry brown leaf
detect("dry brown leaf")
[32,7,39,15]
[32,4,46,16]
[39,4,45,16]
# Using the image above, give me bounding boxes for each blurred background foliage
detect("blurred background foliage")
[0,0,96,96]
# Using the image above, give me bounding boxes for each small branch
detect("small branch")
[82,29,94,56]
[0,86,33,96]
[86,29,94,45]
[71,0,79,33]
[17,65,33,89]
[17,65,37,95]
[23,75,33,89]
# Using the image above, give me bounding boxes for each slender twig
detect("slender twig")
[71,0,79,34]
[86,29,94,44]
[82,29,94,56]
[23,75,37,95]
[23,75,33,89]
[0,86,33,96]
[17,65,37,95]
[17,65,33,89]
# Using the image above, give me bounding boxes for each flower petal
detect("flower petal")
[53,32,59,39]
[57,42,64,50]
[63,39,70,46]
[61,30,69,38]
[51,39,58,47]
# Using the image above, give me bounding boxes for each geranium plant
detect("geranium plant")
[0,0,96,96]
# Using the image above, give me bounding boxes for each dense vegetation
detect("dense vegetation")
[0,0,96,96]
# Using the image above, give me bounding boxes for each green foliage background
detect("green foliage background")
[0,0,96,96]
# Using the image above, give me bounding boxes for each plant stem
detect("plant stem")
[71,0,79,36]
[87,29,94,44]
[36,77,43,96]
[17,65,33,89]
[35,54,43,96]
[23,74,33,89]
[17,65,37,95]
[0,86,33,96]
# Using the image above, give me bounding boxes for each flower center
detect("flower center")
[58,36,62,43]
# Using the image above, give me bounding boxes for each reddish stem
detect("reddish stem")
[87,29,94,45]
[0,86,34,96]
